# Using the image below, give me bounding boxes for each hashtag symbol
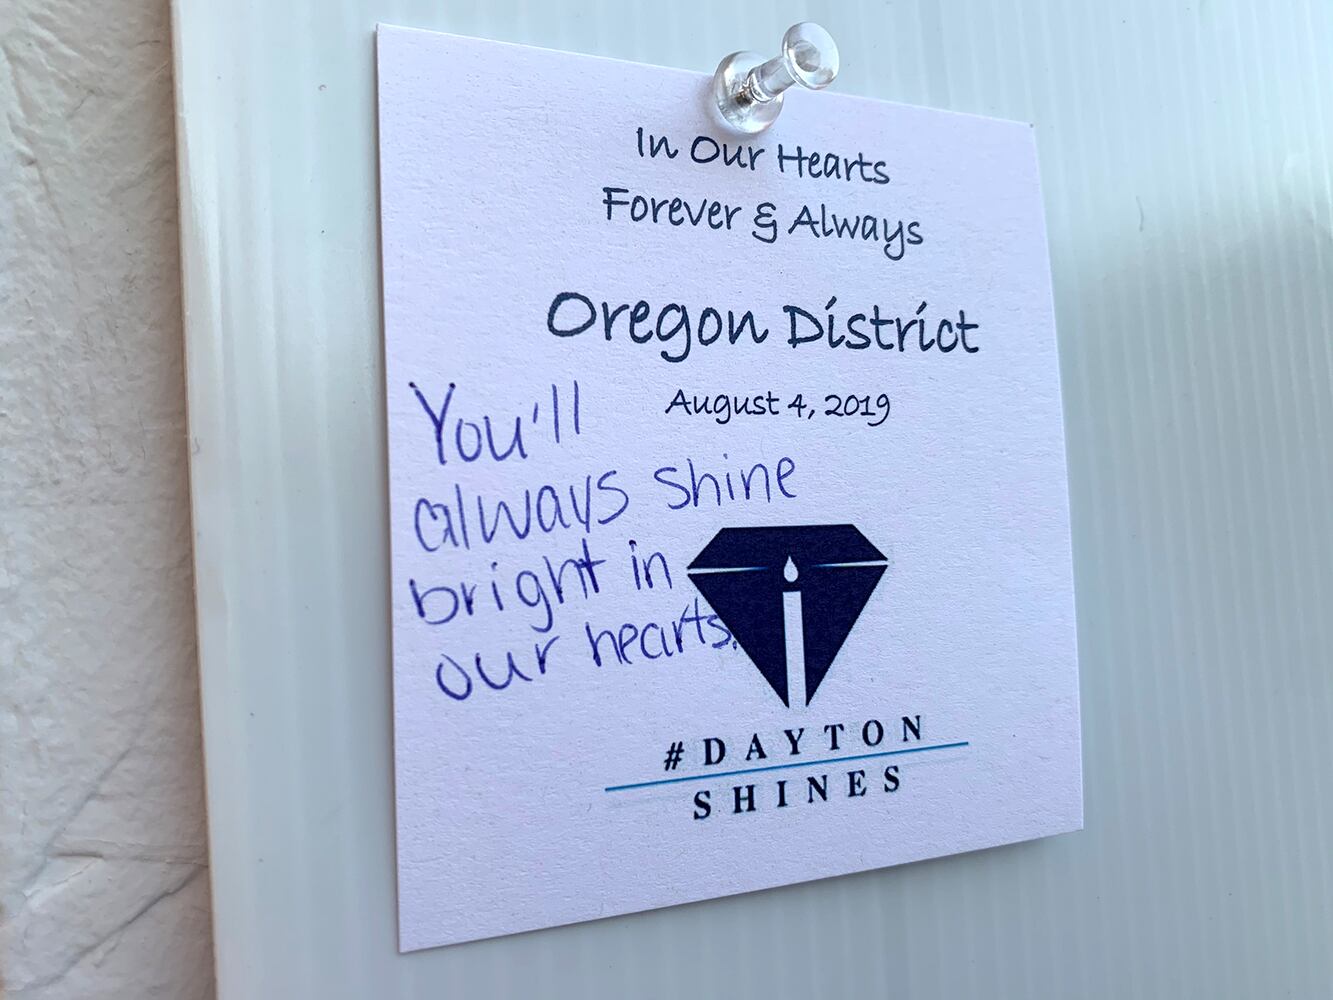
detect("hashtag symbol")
[663,741,685,771]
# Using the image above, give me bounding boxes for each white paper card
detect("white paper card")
[377,24,1081,952]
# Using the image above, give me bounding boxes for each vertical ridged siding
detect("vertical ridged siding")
[173,1,1333,996]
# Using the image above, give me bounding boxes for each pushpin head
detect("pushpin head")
[711,21,840,134]
[781,22,839,90]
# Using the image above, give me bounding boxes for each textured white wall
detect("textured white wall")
[0,1,214,997]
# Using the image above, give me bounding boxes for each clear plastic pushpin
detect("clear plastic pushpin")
[711,22,840,134]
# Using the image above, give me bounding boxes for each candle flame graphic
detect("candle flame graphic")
[783,556,799,583]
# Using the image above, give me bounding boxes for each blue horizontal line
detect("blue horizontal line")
[604,740,969,793]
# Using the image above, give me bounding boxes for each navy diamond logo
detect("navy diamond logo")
[687,525,887,706]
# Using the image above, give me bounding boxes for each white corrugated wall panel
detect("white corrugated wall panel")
[173,2,1333,996]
